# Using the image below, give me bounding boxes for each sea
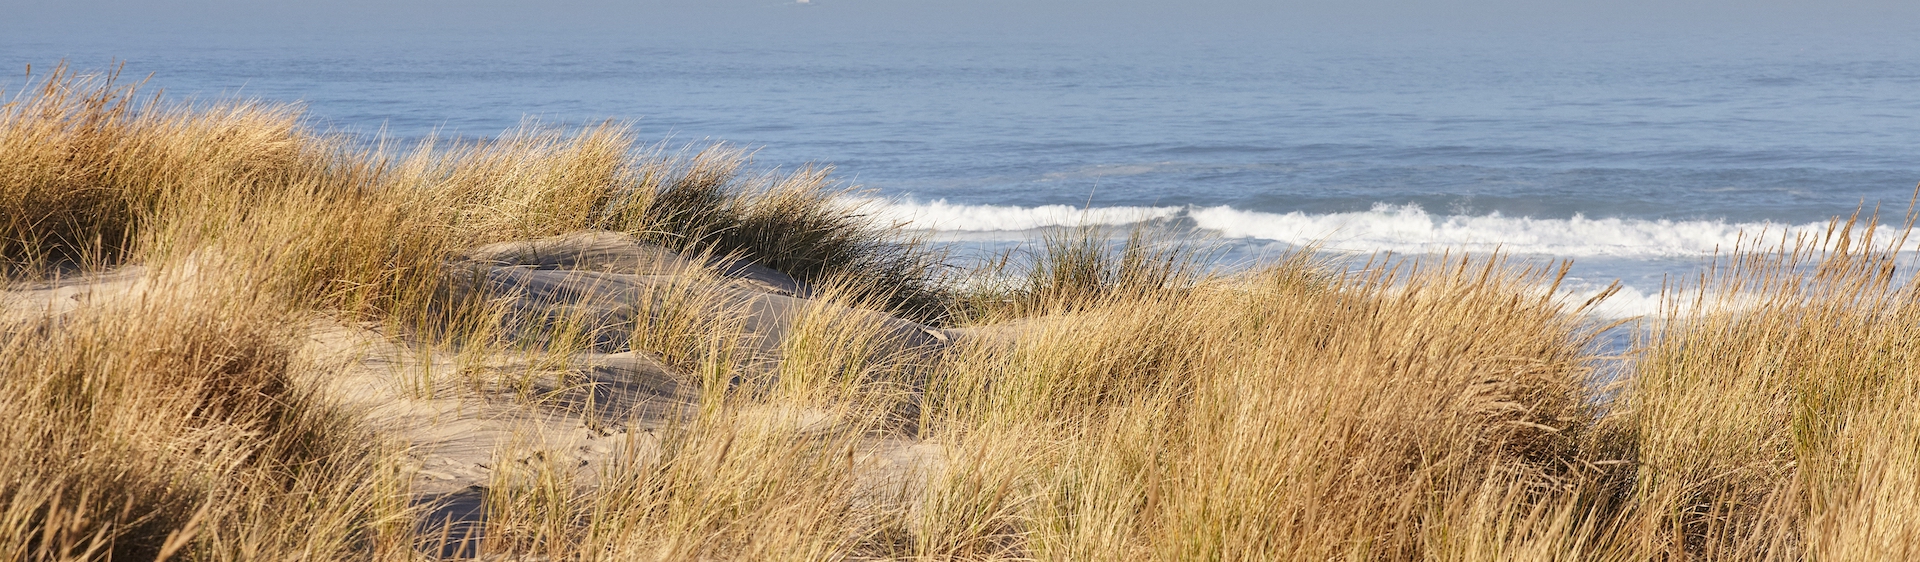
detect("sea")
[8,10,1920,320]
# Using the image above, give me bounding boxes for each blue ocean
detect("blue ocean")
[9,10,1920,317]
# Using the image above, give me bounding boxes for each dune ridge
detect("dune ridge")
[4,66,1920,561]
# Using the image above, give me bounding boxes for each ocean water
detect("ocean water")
[8,23,1920,317]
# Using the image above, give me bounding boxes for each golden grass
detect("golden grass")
[5,66,1920,561]
[919,252,1607,561]
[0,258,415,561]
[1611,218,1920,560]
[946,226,1203,323]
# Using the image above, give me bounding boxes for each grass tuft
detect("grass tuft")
[6,66,1920,561]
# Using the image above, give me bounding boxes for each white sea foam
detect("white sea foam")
[871,198,1918,320]
[868,199,1900,259]
[1553,284,1682,320]
[863,199,1181,231]
[1187,204,1865,257]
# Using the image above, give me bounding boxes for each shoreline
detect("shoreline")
[6,68,1920,560]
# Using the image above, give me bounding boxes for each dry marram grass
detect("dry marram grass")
[4,67,1919,561]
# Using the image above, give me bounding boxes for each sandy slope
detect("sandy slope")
[2,231,951,547]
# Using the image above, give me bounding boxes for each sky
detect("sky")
[9,0,1920,42]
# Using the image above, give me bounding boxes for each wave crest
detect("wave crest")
[864,199,1180,231]
[867,199,1883,258]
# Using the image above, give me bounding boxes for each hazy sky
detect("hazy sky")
[9,0,1920,41]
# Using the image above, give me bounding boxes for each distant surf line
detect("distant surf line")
[862,198,1905,259]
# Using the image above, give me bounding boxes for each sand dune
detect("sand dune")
[1,231,955,551]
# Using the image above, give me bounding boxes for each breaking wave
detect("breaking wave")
[867,199,1896,258]
[864,199,1181,231]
